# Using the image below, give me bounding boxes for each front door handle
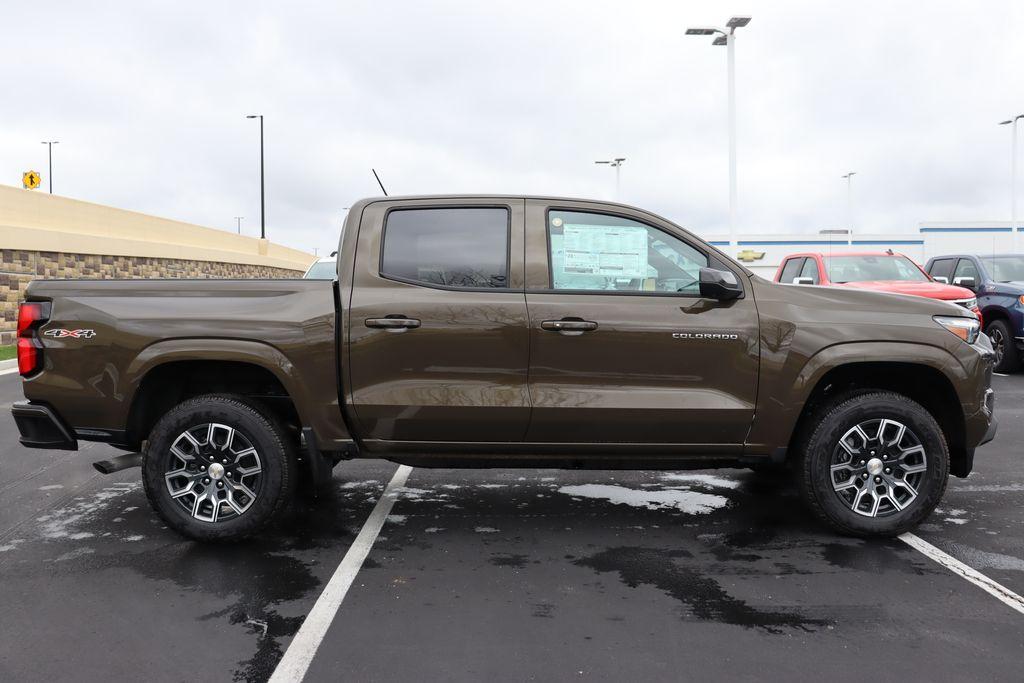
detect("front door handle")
[541,318,598,335]
[365,316,421,331]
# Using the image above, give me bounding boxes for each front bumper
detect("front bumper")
[11,402,78,451]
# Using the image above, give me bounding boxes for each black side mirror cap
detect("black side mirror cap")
[699,267,743,300]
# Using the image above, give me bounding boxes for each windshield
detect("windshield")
[304,260,337,279]
[980,255,1024,282]
[823,255,929,284]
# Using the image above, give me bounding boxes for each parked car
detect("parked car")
[774,251,982,320]
[303,257,337,279]
[924,253,1024,372]
[12,196,996,540]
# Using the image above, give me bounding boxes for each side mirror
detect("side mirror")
[792,277,814,285]
[699,267,743,300]
[932,276,948,283]
[953,276,977,289]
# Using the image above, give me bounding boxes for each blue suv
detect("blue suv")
[925,254,1024,372]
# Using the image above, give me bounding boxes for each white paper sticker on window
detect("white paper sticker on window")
[562,224,648,278]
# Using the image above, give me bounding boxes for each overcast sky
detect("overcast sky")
[3,1,1024,254]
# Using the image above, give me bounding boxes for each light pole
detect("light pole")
[1000,115,1023,252]
[842,172,856,245]
[40,141,59,194]
[234,216,244,234]
[595,158,626,199]
[246,115,265,239]
[686,16,752,248]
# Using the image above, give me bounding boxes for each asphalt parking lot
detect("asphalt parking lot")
[1,362,1022,682]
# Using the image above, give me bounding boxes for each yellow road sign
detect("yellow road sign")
[22,170,41,190]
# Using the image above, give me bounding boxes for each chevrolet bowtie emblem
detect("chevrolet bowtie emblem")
[736,249,765,262]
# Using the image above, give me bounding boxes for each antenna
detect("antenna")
[372,168,388,196]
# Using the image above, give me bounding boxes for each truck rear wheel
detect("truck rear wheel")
[797,391,949,537]
[142,394,296,541]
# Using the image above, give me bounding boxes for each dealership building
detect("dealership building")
[703,223,1021,279]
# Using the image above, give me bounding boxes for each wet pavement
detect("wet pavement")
[1,368,1022,681]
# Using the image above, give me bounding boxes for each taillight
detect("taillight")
[16,302,51,377]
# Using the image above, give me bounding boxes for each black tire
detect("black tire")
[796,391,949,537]
[142,394,296,541]
[986,319,1021,373]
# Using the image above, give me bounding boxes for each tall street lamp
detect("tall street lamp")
[686,16,752,248]
[842,171,857,245]
[595,157,626,199]
[40,141,59,194]
[1000,115,1023,252]
[246,115,266,239]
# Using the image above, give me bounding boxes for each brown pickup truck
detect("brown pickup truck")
[12,195,997,540]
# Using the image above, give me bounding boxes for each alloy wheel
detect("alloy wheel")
[164,423,264,523]
[829,419,927,517]
[989,326,1005,366]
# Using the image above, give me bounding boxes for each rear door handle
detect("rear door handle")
[541,318,598,335]
[365,317,421,331]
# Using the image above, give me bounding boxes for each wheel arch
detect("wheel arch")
[787,360,968,477]
[124,340,308,448]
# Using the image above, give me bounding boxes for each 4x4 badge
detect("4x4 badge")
[44,329,96,339]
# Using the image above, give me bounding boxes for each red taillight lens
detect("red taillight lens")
[16,302,50,377]
[17,303,43,336]
[17,337,37,375]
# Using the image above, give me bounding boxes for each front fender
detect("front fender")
[746,340,966,456]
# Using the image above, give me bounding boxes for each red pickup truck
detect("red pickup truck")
[774,252,982,321]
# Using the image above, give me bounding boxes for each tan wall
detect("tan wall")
[0,185,316,345]
[0,184,316,271]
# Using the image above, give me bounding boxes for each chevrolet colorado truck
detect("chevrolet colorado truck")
[12,195,997,540]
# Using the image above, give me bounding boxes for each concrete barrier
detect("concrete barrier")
[0,184,316,344]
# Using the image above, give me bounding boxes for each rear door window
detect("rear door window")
[381,207,510,289]
[928,258,955,282]
[779,258,805,283]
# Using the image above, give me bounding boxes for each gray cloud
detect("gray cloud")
[2,0,1022,254]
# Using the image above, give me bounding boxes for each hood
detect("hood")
[838,280,974,301]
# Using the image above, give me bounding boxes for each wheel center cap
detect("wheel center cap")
[866,458,884,475]
[208,462,225,480]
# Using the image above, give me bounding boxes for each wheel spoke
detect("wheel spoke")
[166,422,262,523]
[832,476,858,492]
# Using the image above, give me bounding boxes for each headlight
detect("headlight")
[934,315,981,344]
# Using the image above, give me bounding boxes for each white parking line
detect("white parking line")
[0,367,20,377]
[993,372,1010,377]
[900,532,1024,616]
[269,465,413,683]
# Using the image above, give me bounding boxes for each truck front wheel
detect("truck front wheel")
[797,391,949,537]
[142,394,296,541]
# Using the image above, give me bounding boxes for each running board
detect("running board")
[92,452,142,475]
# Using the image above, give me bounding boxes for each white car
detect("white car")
[303,258,337,279]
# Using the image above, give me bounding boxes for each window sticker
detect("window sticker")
[561,224,648,278]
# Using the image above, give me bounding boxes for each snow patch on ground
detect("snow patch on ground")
[38,484,64,491]
[123,535,145,542]
[0,539,24,552]
[340,480,380,489]
[946,518,969,525]
[478,484,508,489]
[386,515,407,525]
[424,527,444,533]
[36,483,138,540]
[660,473,740,489]
[558,484,729,515]
[474,526,500,533]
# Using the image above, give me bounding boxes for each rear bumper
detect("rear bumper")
[11,402,79,451]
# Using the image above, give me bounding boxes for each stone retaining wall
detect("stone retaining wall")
[1,249,303,344]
